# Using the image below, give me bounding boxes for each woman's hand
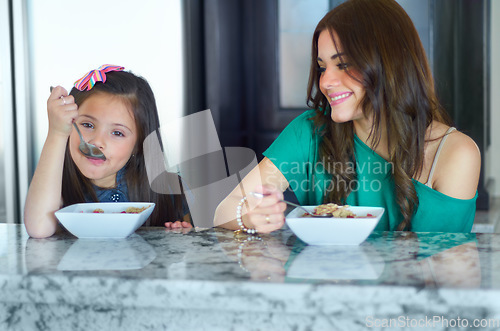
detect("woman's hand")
[213,157,289,232]
[47,86,78,138]
[242,185,287,234]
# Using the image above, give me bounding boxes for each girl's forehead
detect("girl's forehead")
[79,94,136,125]
[81,93,131,111]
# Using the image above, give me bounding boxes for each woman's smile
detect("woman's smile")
[329,91,353,106]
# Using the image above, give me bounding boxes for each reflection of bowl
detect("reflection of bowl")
[55,202,155,238]
[286,206,384,245]
[287,245,384,280]
[57,234,156,271]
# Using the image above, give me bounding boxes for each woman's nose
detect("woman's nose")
[320,68,341,90]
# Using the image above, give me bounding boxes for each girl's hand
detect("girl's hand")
[164,220,193,229]
[243,185,286,234]
[47,86,78,138]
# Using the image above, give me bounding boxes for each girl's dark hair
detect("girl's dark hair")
[62,70,186,226]
[306,0,452,230]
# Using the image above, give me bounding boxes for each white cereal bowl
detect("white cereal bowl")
[285,206,384,245]
[55,202,155,239]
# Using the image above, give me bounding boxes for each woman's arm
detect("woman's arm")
[24,86,78,238]
[214,157,289,234]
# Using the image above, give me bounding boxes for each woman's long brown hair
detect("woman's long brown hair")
[62,71,186,226]
[306,0,452,230]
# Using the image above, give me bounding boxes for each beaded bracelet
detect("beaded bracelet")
[236,196,257,234]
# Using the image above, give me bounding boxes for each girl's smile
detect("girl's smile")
[69,92,137,188]
[86,157,106,166]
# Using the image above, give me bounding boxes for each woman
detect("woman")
[214,0,480,234]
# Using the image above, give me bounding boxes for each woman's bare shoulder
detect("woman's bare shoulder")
[430,123,481,199]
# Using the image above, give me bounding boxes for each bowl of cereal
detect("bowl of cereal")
[285,204,384,245]
[55,202,155,238]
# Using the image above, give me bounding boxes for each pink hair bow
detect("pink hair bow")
[74,64,125,91]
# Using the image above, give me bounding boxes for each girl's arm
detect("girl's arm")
[214,157,289,234]
[24,86,78,238]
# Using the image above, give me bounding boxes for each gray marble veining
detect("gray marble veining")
[1,224,500,330]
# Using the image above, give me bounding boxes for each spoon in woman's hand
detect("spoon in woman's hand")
[50,87,106,160]
[250,192,331,217]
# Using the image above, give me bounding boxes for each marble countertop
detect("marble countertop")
[2,224,500,330]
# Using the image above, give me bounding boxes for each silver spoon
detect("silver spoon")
[72,122,106,160]
[250,192,331,218]
[50,87,106,160]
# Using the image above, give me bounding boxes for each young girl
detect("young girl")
[24,65,191,238]
[214,0,481,234]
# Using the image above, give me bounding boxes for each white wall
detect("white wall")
[489,1,500,196]
[27,0,184,165]
[0,0,17,222]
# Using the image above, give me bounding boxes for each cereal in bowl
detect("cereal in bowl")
[123,206,150,214]
[90,206,151,214]
[312,203,356,217]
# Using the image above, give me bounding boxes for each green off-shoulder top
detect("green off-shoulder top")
[263,110,477,232]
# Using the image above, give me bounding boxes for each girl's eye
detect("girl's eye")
[317,66,326,73]
[336,63,350,70]
[82,122,94,129]
[112,131,125,137]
